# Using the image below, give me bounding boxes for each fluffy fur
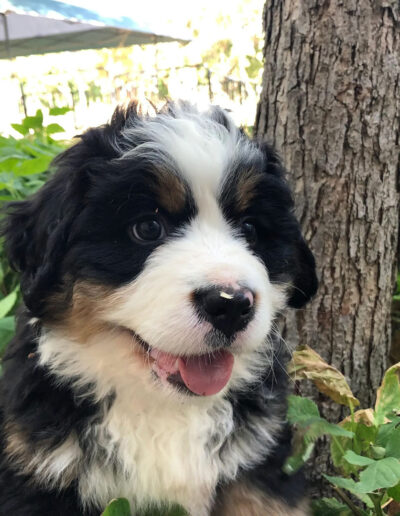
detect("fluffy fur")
[0,102,317,515]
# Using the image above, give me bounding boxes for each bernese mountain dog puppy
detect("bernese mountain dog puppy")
[0,102,317,516]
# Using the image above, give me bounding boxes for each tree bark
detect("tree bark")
[255,0,400,496]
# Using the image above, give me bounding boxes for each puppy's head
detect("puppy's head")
[3,102,317,400]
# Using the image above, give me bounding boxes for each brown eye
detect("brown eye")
[132,218,165,243]
[242,221,257,246]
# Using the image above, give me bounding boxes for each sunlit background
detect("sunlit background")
[1,0,264,137]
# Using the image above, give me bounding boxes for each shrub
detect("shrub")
[286,346,400,515]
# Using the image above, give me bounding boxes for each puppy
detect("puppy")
[0,102,317,516]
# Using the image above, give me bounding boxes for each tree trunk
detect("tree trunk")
[255,0,400,496]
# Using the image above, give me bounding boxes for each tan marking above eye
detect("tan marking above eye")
[235,169,262,212]
[153,169,187,214]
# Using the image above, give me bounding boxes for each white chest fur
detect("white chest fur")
[79,395,237,515]
[37,330,282,515]
[78,396,282,515]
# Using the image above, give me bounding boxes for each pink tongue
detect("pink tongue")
[178,351,234,396]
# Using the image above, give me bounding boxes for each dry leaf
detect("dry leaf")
[341,409,375,426]
[288,345,360,407]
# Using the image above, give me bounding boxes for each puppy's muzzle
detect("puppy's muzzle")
[193,286,255,339]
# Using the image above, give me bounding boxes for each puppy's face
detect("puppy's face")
[4,103,317,400]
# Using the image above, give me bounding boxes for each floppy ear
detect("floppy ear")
[2,128,117,316]
[259,142,318,309]
[287,235,318,309]
[2,146,88,316]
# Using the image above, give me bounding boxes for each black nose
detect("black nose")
[194,286,255,339]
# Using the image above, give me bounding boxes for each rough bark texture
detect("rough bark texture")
[255,0,400,496]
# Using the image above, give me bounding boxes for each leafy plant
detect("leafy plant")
[287,346,400,515]
[0,108,69,360]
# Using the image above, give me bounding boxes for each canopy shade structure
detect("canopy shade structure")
[0,0,189,59]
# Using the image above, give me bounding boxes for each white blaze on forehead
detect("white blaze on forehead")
[140,111,238,233]
[121,106,244,213]
[149,115,237,200]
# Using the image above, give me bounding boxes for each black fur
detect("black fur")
[0,312,98,515]
[225,339,306,507]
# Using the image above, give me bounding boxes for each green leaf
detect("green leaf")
[314,420,354,438]
[0,316,17,331]
[311,497,352,516]
[164,506,189,516]
[357,457,400,493]
[11,123,29,136]
[49,106,71,115]
[101,500,188,516]
[0,290,18,318]
[386,427,400,459]
[15,155,52,176]
[376,417,400,447]
[283,436,315,474]
[0,153,29,163]
[102,498,131,516]
[375,362,400,424]
[245,55,262,79]
[388,483,400,502]
[370,446,386,459]
[285,403,353,475]
[0,316,16,354]
[35,109,44,125]
[287,395,320,424]
[0,134,17,145]
[46,123,65,135]
[292,415,354,439]
[22,112,43,130]
[18,140,56,158]
[323,475,372,505]
[0,157,22,174]
[331,422,376,476]
[343,450,375,466]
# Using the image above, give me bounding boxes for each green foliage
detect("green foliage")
[287,348,400,515]
[102,499,188,516]
[140,505,188,516]
[393,272,400,301]
[157,78,169,99]
[374,363,400,425]
[0,109,69,357]
[245,55,262,79]
[312,497,353,516]
[102,499,131,516]
[284,395,354,475]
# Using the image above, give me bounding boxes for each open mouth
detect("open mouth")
[133,333,234,396]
